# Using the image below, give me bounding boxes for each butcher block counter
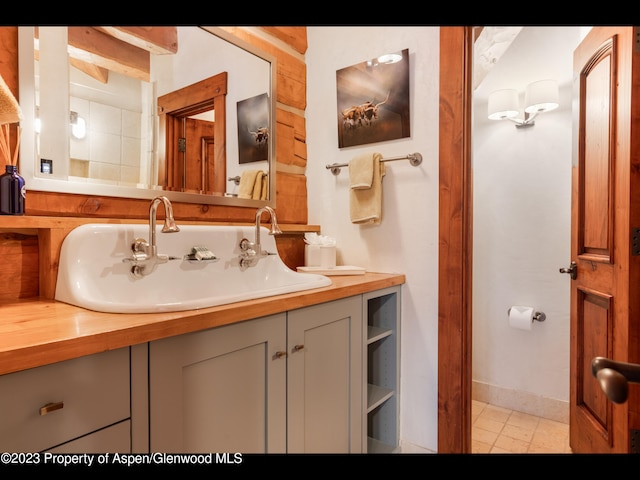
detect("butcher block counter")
[0,272,405,376]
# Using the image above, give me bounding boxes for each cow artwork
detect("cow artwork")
[341,91,390,130]
[336,48,410,148]
[237,93,270,163]
[248,127,269,145]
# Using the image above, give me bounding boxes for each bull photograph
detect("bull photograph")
[336,48,410,148]
[237,92,270,164]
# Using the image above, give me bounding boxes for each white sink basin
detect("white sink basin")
[55,224,332,313]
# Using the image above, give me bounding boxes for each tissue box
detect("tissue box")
[305,244,337,268]
[305,245,322,267]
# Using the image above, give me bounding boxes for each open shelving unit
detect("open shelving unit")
[363,286,400,453]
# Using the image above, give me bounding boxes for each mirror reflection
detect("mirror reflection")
[18,26,276,207]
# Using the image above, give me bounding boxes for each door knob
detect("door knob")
[559,261,577,279]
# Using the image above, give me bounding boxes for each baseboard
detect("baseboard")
[472,380,569,424]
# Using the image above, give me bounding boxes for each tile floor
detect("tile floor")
[472,400,572,453]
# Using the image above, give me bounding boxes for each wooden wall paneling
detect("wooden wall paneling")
[275,172,308,225]
[0,27,19,168]
[260,27,308,55]
[0,232,39,300]
[276,108,307,170]
[37,227,70,299]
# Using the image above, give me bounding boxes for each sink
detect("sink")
[55,224,332,313]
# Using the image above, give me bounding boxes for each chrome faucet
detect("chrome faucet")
[124,196,180,277]
[239,206,282,267]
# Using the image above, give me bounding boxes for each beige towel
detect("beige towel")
[349,152,380,189]
[238,170,260,199]
[350,154,386,224]
[260,173,268,201]
[251,171,264,200]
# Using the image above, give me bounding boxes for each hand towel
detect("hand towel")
[350,154,386,225]
[238,170,260,199]
[349,152,380,189]
[260,173,268,201]
[251,170,264,200]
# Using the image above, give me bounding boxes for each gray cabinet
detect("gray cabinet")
[287,295,362,453]
[149,295,363,453]
[149,313,287,453]
[364,286,401,453]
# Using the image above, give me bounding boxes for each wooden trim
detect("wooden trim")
[438,26,473,453]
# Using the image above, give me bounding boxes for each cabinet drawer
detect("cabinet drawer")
[46,420,131,453]
[0,348,130,452]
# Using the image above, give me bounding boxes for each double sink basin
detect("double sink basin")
[55,224,332,313]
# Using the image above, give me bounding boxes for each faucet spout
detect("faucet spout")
[149,196,180,257]
[254,206,282,255]
[239,206,281,268]
[124,196,180,278]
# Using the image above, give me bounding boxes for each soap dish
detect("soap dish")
[297,266,365,276]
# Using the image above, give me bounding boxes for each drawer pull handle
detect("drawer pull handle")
[274,351,287,359]
[39,401,64,416]
[292,344,304,352]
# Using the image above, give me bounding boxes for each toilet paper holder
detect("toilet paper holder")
[507,307,546,322]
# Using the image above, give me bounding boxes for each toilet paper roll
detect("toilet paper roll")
[508,306,534,331]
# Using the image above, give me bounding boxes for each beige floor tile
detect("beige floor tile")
[471,439,492,453]
[474,416,505,434]
[471,403,570,455]
[501,423,535,443]
[472,426,499,445]
[507,410,540,430]
[494,433,530,453]
[480,404,512,423]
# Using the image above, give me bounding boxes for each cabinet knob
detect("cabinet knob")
[39,401,64,416]
[274,351,287,359]
[292,344,304,352]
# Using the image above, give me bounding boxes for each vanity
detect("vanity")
[0,270,403,454]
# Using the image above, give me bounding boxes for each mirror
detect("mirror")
[17,26,276,208]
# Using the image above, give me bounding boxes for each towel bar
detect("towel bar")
[325,152,422,176]
[228,173,267,185]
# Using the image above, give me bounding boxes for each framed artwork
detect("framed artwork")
[237,92,270,164]
[336,48,410,148]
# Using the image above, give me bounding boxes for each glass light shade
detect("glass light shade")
[524,79,559,114]
[377,53,402,64]
[487,89,519,120]
[71,116,86,139]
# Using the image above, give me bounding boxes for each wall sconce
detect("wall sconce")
[69,111,86,140]
[488,79,559,128]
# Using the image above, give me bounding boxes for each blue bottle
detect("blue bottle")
[0,165,26,215]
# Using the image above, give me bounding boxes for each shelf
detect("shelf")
[364,287,400,453]
[367,384,394,413]
[367,436,397,454]
[368,325,392,344]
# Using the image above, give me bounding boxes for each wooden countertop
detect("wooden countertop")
[0,272,404,376]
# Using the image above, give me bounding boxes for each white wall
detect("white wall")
[306,26,440,452]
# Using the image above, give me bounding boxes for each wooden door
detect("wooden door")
[569,26,640,454]
[184,117,215,194]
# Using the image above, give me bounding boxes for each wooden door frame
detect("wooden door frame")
[157,72,227,194]
[438,26,473,453]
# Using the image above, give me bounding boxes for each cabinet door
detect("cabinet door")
[287,296,363,453]
[149,313,287,453]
